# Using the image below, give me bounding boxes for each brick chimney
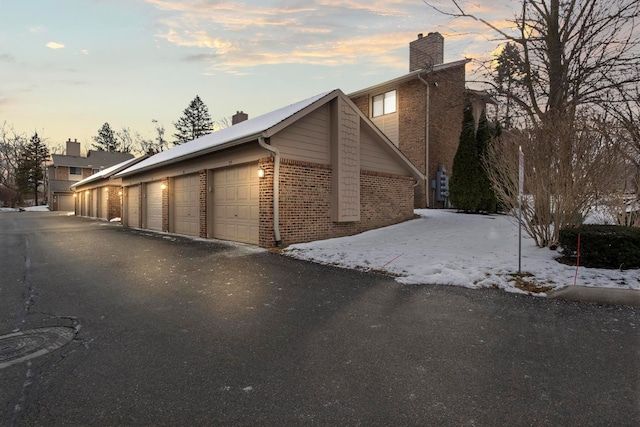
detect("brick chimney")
[409,32,444,71]
[232,111,248,125]
[66,138,81,156]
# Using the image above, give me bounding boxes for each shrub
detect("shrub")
[559,225,640,269]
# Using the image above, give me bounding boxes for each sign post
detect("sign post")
[518,146,524,274]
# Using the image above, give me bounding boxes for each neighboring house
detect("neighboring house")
[70,156,148,220]
[348,32,470,208]
[115,89,423,248]
[46,139,134,211]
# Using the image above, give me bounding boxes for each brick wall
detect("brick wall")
[260,158,414,248]
[348,65,466,208]
[427,67,465,208]
[107,186,122,220]
[351,95,369,117]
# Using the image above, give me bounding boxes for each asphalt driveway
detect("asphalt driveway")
[1,211,638,426]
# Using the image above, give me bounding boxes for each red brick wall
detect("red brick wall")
[259,158,414,248]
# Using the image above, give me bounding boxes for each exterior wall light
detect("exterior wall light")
[73,194,77,198]
[104,187,109,192]
[118,191,122,196]
[161,183,167,190]
[257,168,265,178]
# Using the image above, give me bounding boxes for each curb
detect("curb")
[547,286,640,307]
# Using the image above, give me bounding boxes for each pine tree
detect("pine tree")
[15,132,49,205]
[92,122,118,152]
[476,110,498,212]
[449,102,481,212]
[173,95,214,145]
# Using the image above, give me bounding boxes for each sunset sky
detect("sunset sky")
[0,0,517,153]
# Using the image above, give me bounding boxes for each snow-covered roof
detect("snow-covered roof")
[70,156,147,189]
[347,59,469,98]
[51,151,134,168]
[116,90,334,177]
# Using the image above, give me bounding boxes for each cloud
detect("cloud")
[144,0,505,74]
[29,26,46,33]
[0,53,16,63]
[46,42,66,49]
[80,49,90,55]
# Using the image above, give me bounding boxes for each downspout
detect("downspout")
[418,74,430,208]
[258,137,282,246]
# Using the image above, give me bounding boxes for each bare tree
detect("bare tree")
[0,122,27,206]
[428,0,640,246]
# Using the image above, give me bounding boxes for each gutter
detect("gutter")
[258,136,282,246]
[418,73,431,208]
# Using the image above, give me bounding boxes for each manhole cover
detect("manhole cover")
[0,327,76,369]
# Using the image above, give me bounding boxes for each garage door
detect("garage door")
[127,185,140,227]
[100,188,109,219]
[145,181,163,231]
[58,194,74,212]
[82,192,90,217]
[213,163,259,245]
[172,174,199,236]
[91,189,98,217]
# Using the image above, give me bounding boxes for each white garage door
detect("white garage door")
[145,181,163,231]
[172,174,199,236]
[213,163,259,245]
[100,188,109,219]
[127,185,140,227]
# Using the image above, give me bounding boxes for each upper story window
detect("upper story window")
[69,167,82,175]
[372,90,396,117]
[92,168,101,174]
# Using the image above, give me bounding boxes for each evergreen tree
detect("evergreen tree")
[15,132,49,205]
[173,95,214,145]
[449,101,482,212]
[493,43,526,129]
[476,110,498,212]
[92,122,118,152]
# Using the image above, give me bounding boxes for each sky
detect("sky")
[0,0,518,154]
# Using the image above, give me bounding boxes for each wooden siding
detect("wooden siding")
[372,112,399,146]
[331,97,361,222]
[270,103,330,164]
[359,126,408,176]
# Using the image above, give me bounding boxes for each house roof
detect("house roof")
[51,151,134,168]
[116,89,424,181]
[70,156,148,189]
[49,180,76,193]
[347,59,470,98]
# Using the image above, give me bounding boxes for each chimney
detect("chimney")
[409,32,444,72]
[232,111,248,125]
[66,138,81,157]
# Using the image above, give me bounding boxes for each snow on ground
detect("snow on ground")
[284,210,640,295]
[0,206,51,212]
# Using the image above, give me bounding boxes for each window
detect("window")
[70,167,82,175]
[372,90,396,117]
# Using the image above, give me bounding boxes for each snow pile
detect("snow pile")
[284,210,640,294]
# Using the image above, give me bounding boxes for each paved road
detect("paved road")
[1,211,638,426]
